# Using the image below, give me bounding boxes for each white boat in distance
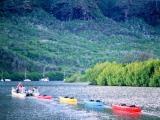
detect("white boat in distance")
[5,79,11,82]
[40,77,49,82]
[24,79,31,82]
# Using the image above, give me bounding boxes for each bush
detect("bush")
[149,66,160,87]
[125,62,147,86]
[10,72,24,81]
[65,72,81,82]
[96,62,125,86]
[27,72,42,81]
[83,62,108,85]
[46,72,63,81]
[69,59,160,87]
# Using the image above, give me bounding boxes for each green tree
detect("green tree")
[84,62,108,85]
[149,67,160,87]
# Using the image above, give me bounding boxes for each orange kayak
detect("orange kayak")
[37,95,52,100]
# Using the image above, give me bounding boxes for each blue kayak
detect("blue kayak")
[84,100,105,108]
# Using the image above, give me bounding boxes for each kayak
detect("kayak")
[11,88,26,98]
[32,92,40,97]
[59,96,77,104]
[113,110,141,119]
[37,95,52,100]
[84,100,104,107]
[112,104,142,113]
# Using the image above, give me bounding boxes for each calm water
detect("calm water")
[0,81,160,120]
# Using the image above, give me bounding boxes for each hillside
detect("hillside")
[0,0,160,80]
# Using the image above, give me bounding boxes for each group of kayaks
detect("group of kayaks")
[11,88,142,115]
[84,100,142,114]
[11,87,52,100]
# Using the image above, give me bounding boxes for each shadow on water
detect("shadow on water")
[112,109,142,120]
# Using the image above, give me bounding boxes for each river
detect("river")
[0,81,160,120]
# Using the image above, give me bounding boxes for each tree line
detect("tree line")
[66,59,160,87]
[0,71,63,81]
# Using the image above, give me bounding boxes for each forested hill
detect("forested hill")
[0,0,160,80]
[1,0,160,25]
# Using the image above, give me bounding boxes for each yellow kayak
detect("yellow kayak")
[59,96,77,104]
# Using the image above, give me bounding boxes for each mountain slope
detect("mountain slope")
[0,0,160,80]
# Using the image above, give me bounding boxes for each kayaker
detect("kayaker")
[32,87,38,93]
[26,89,33,96]
[32,87,39,96]
[21,86,26,93]
[16,82,23,93]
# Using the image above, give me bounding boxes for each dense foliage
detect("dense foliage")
[0,0,160,81]
[66,60,160,87]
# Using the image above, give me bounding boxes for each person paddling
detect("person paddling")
[32,87,40,96]
[16,82,23,93]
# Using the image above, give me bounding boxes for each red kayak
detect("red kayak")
[37,95,52,100]
[112,104,142,113]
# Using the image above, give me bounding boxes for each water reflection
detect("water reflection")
[78,103,106,112]
[112,109,142,120]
